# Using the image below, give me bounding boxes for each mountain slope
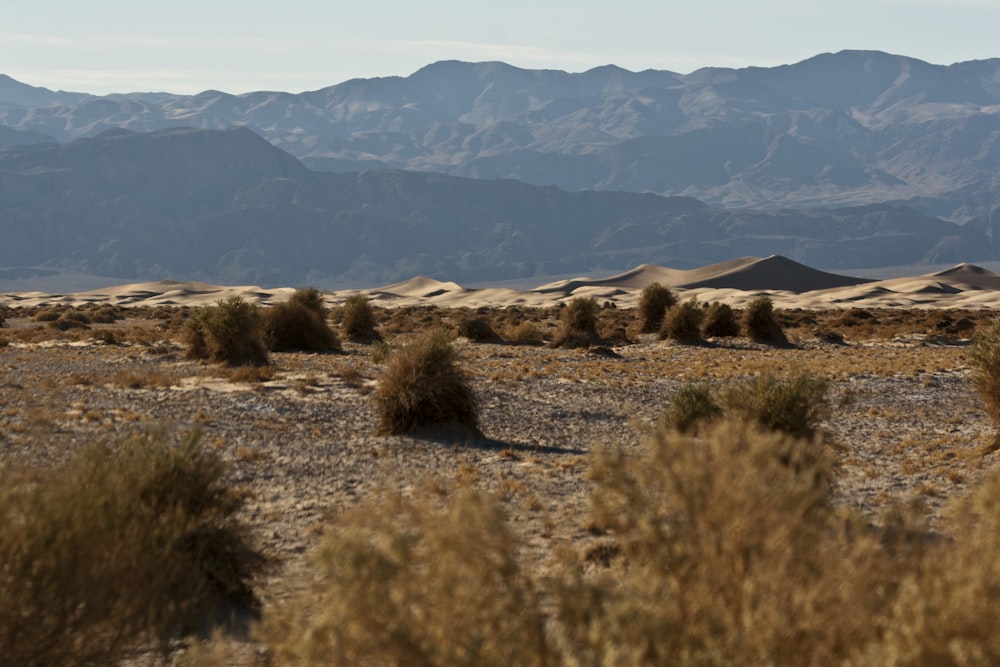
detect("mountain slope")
[0,127,993,287]
[2,51,1000,221]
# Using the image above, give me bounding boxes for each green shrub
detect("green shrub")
[557,296,600,347]
[638,282,677,333]
[0,429,266,666]
[257,489,549,666]
[661,383,723,433]
[341,294,378,342]
[659,298,704,344]
[263,289,339,352]
[372,330,480,435]
[702,301,740,338]
[185,297,269,365]
[743,296,787,344]
[721,373,829,440]
[969,318,1000,450]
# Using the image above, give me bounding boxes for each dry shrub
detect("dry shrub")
[854,465,1000,665]
[263,289,339,352]
[563,420,873,665]
[185,297,269,366]
[660,383,722,433]
[257,489,550,666]
[721,373,829,440]
[372,330,480,435]
[702,301,740,338]
[638,282,677,333]
[743,296,788,344]
[659,298,703,344]
[501,321,545,345]
[0,429,266,666]
[456,315,498,342]
[969,318,1000,450]
[340,294,378,342]
[556,296,600,348]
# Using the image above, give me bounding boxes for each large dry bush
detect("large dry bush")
[562,420,879,665]
[263,288,339,352]
[340,293,378,342]
[0,429,266,666]
[257,489,550,666]
[659,298,704,344]
[185,297,269,365]
[702,301,740,338]
[638,282,677,333]
[743,295,788,344]
[969,318,1000,449]
[372,330,480,435]
[556,296,600,348]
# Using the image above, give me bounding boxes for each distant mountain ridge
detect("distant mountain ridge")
[2,51,999,222]
[0,126,994,287]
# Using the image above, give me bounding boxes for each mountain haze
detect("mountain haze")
[0,127,993,287]
[2,51,999,222]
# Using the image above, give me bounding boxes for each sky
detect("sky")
[4,0,1000,96]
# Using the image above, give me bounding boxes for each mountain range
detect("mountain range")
[4,52,1000,289]
[3,50,1000,225]
[0,125,995,288]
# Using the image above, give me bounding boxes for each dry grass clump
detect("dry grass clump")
[702,301,740,338]
[969,318,1000,450]
[372,330,480,435]
[743,296,788,344]
[257,489,549,666]
[659,298,704,344]
[556,296,600,348]
[262,288,339,352]
[340,294,379,342]
[185,297,269,366]
[638,282,677,333]
[0,429,266,666]
[501,321,546,345]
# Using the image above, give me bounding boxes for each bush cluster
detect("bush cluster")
[661,373,829,441]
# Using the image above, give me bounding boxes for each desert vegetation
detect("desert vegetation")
[1,302,1000,664]
[262,287,339,352]
[185,297,269,365]
[638,282,676,333]
[339,293,378,342]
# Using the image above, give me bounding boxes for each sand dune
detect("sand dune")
[3,257,1000,311]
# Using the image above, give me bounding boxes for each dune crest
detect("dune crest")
[4,258,1000,310]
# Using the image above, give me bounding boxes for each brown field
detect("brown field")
[3,302,1000,664]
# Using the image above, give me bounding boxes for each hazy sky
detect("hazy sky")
[4,0,1000,95]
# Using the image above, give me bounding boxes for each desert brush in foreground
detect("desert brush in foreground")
[193,416,1000,666]
[0,429,266,667]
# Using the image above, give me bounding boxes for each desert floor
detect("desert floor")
[2,303,999,618]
